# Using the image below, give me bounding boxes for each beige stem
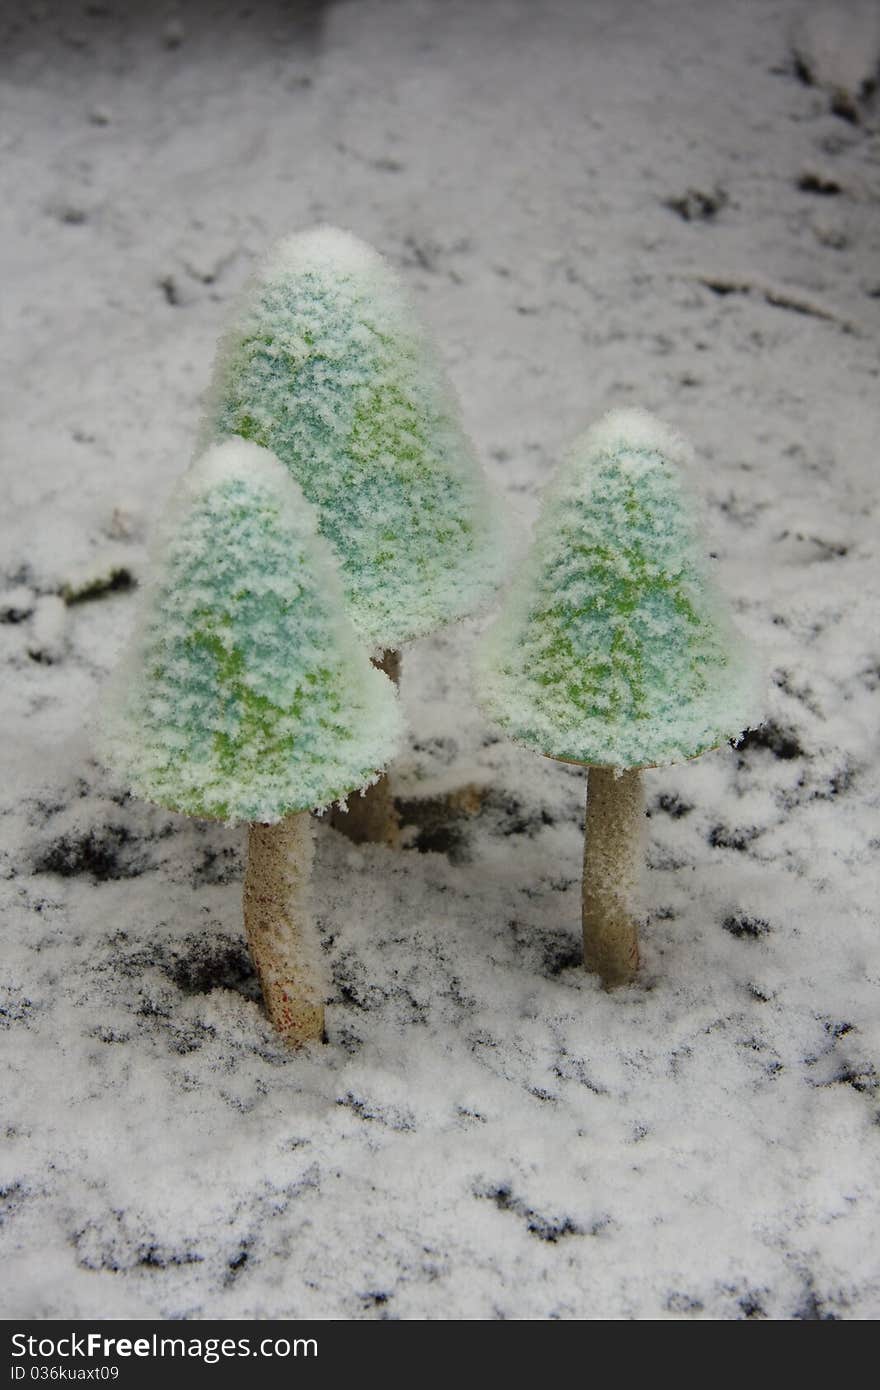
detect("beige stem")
[243,811,325,1044]
[582,766,642,988]
[328,648,402,847]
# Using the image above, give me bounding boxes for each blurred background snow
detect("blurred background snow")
[1,0,878,1319]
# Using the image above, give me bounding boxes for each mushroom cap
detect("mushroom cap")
[201,225,508,652]
[477,410,762,770]
[98,439,403,823]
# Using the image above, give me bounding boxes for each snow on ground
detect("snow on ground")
[1,0,879,1319]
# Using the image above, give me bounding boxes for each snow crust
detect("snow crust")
[99,439,403,823]
[202,225,507,651]
[478,410,763,768]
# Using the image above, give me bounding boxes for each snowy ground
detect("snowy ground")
[2,0,879,1320]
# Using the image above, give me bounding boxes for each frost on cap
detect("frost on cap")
[201,225,506,651]
[477,410,763,770]
[98,439,403,824]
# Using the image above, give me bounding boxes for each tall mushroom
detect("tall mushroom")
[477,409,761,987]
[99,439,402,1043]
[200,225,506,843]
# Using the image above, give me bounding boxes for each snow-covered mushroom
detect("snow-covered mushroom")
[99,439,402,1044]
[478,410,762,987]
[201,225,506,844]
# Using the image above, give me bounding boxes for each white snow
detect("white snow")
[1,0,879,1321]
[792,3,880,112]
[26,595,68,666]
[577,408,695,473]
[266,224,384,279]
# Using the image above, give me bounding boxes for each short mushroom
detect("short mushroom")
[99,439,402,1042]
[477,409,762,986]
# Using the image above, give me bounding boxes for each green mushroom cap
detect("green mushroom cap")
[478,409,762,770]
[201,225,506,652]
[99,439,403,824]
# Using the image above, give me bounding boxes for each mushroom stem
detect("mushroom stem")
[582,766,642,987]
[329,648,402,846]
[243,811,325,1044]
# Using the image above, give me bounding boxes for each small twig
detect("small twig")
[62,567,135,605]
[691,274,862,335]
